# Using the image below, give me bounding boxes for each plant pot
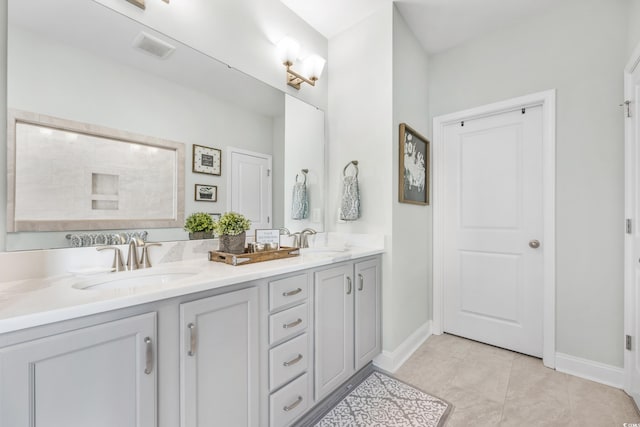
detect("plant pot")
[219,232,246,254]
[189,231,214,240]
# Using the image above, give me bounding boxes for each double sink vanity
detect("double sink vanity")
[0,236,383,427]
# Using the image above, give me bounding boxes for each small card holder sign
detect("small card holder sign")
[255,229,280,247]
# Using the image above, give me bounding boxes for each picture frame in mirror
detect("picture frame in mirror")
[193,144,221,176]
[195,184,217,202]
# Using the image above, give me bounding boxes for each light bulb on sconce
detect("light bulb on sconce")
[276,36,325,90]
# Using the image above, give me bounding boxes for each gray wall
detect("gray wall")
[391,8,432,349]
[429,0,629,366]
[628,0,640,56]
[327,5,395,350]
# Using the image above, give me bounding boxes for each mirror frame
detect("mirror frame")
[7,109,185,232]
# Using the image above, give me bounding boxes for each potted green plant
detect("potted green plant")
[184,212,215,240]
[213,211,251,253]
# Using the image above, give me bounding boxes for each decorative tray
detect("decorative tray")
[208,246,300,266]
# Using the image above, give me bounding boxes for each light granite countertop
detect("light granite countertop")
[0,246,383,335]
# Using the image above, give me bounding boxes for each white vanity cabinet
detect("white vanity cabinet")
[0,312,157,427]
[179,286,259,427]
[314,257,381,400]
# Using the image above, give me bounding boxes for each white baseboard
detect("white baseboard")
[373,320,432,373]
[555,352,625,389]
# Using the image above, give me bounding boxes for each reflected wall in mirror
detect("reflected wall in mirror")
[7,110,185,232]
[5,0,325,251]
[283,95,325,232]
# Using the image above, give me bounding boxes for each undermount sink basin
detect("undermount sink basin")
[72,268,200,291]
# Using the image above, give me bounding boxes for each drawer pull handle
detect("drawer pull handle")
[346,277,352,295]
[283,318,303,329]
[358,273,364,291]
[283,353,303,367]
[282,288,302,297]
[188,323,197,357]
[283,395,303,412]
[144,337,153,375]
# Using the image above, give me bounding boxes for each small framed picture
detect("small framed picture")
[194,184,217,202]
[192,144,221,176]
[399,123,430,205]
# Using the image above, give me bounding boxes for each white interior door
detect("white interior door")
[442,105,544,357]
[624,47,640,406]
[228,148,272,231]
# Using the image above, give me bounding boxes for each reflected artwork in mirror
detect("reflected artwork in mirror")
[7,110,185,232]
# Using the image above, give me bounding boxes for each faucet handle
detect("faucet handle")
[140,243,162,269]
[96,246,125,272]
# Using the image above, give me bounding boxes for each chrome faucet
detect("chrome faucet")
[300,228,317,248]
[290,232,302,248]
[126,238,142,271]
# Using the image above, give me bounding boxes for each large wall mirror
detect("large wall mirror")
[5,0,325,251]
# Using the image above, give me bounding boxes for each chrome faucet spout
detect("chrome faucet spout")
[126,239,141,271]
[300,228,317,248]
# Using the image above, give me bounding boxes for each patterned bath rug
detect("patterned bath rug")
[314,371,451,427]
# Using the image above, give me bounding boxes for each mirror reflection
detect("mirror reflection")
[6,0,325,251]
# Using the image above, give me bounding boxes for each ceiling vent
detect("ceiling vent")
[132,32,176,59]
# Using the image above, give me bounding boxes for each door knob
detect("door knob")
[529,240,541,249]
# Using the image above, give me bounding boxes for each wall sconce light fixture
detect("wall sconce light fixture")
[126,0,169,10]
[276,36,326,90]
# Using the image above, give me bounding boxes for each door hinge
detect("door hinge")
[267,169,271,177]
[620,100,632,118]
[627,218,633,234]
[522,107,526,114]
[627,334,633,351]
[267,216,270,223]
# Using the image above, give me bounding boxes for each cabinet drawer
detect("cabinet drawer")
[269,303,308,346]
[269,333,308,391]
[269,274,308,312]
[269,373,309,427]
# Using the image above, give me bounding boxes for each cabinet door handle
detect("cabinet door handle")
[283,318,303,329]
[358,273,364,291]
[283,353,303,367]
[144,337,153,375]
[187,323,197,357]
[283,395,303,412]
[282,288,302,297]
[346,277,352,295]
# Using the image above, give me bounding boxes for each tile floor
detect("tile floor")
[395,333,640,426]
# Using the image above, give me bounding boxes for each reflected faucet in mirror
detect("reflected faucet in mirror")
[284,228,317,249]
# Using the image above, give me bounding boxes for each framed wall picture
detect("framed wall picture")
[192,144,221,176]
[194,184,217,202]
[399,123,429,205]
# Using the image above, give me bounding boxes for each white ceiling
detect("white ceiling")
[280,0,562,54]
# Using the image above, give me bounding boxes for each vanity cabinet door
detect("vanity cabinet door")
[355,258,382,370]
[314,264,355,400]
[180,287,259,427]
[0,312,157,427]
